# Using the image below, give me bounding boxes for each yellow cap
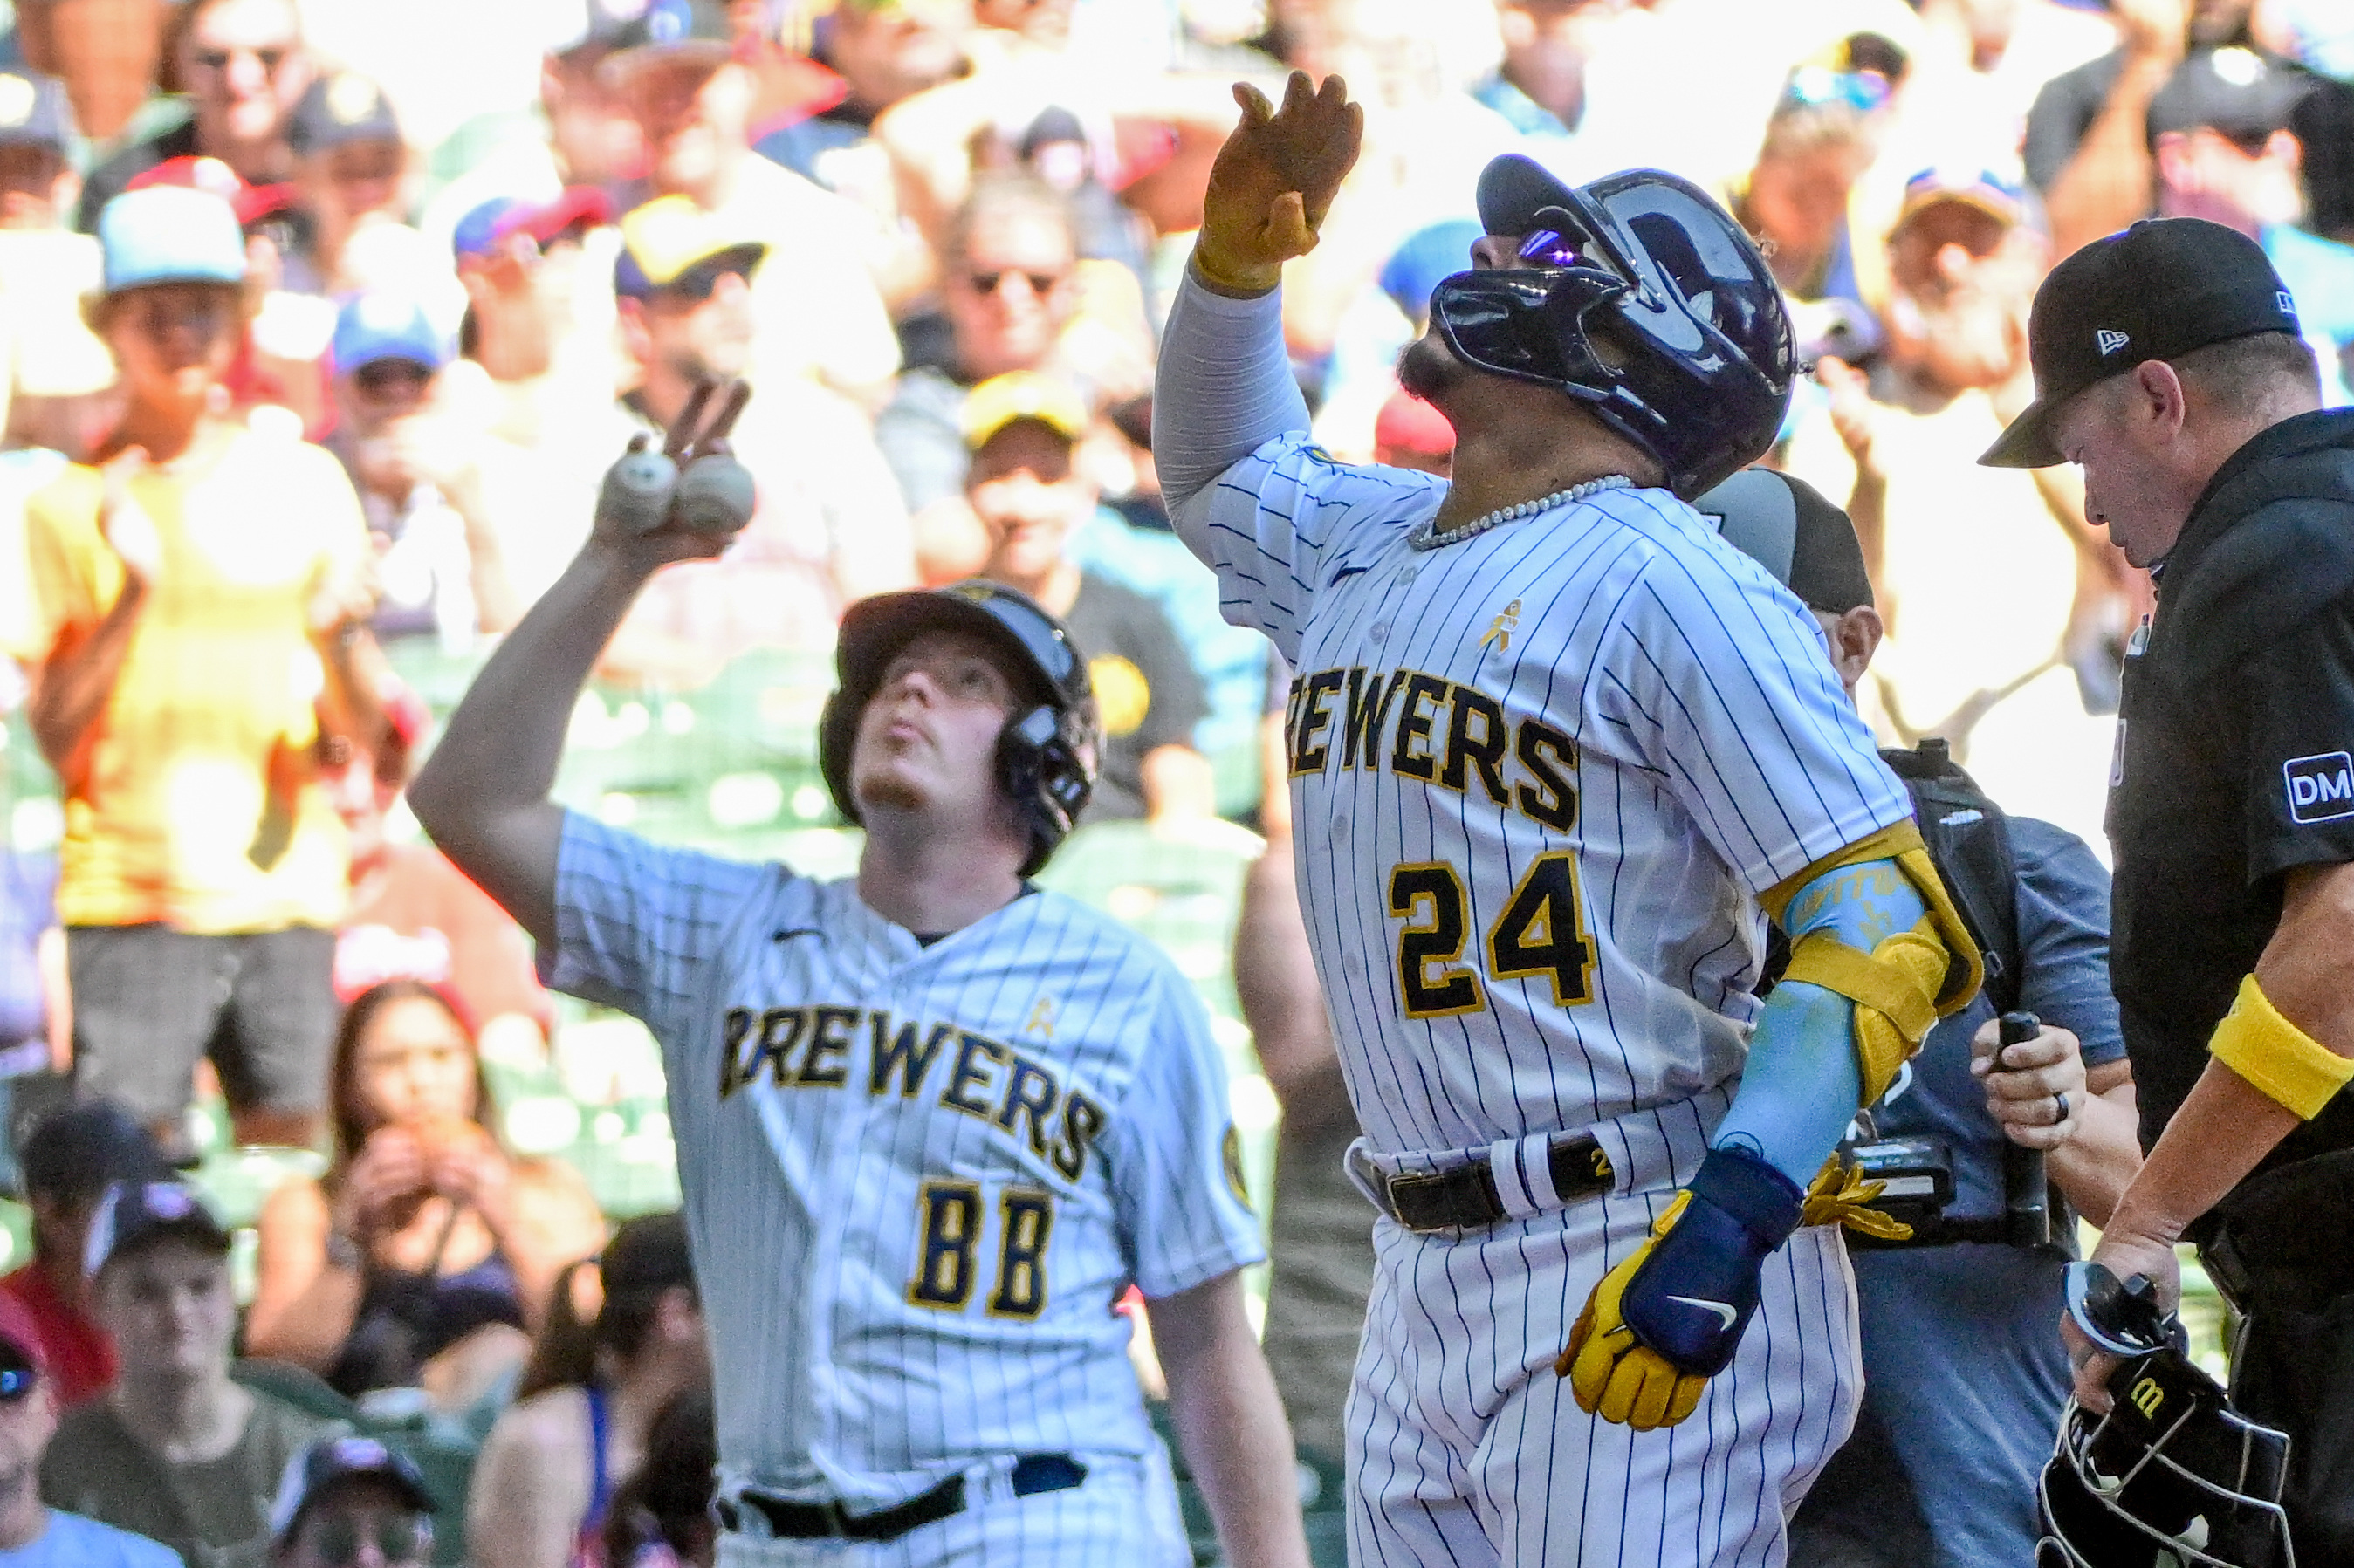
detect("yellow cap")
[961,372,1089,450]
[615,195,766,296]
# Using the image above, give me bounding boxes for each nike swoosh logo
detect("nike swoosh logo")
[772,928,820,942]
[1665,1296,1740,1331]
[1327,564,1369,586]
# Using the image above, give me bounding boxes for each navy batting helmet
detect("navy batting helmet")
[1428,156,1795,499]
[820,582,1098,876]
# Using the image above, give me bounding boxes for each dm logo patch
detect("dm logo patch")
[2283,751,2354,824]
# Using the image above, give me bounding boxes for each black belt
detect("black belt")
[714,1455,1088,1543]
[1378,1133,1614,1233]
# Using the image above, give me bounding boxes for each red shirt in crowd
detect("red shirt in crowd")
[0,1262,113,1407]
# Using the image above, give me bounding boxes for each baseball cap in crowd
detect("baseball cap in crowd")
[0,1291,46,1389]
[1378,219,1484,323]
[1980,218,2300,469]
[95,186,248,294]
[450,188,614,264]
[1892,166,2029,236]
[962,371,1089,450]
[82,1177,230,1279]
[614,195,765,299]
[268,1436,436,1549]
[125,154,296,228]
[0,70,76,154]
[1374,388,1455,462]
[601,0,735,79]
[287,72,402,159]
[19,1102,161,1203]
[1694,467,1874,614]
[2147,45,2312,145]
[333,292,447,376]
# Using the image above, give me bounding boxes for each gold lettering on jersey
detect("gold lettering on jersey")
[800,1006,857,1086]
[941,1032,1008,1118]
[1024,996,1056,1038]
[1479,599,1521,652]
[1438,687,1509,804]
[995,1060,1061,1154]
[1339,669,1405,770]
[1390,674,1450,780]
[1287,666,1582,837]
[722,1004,1108,1184]
[869,1017,953,1097]
[1050,1092,1108,1180]
[1289,668,1347,776]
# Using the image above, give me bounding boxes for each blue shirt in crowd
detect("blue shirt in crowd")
[2265,223,2354,409]
[0,1511,181,1568]
[1796,816,2124,1568]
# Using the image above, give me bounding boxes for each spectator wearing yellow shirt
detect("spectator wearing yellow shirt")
[19,186,385,1155]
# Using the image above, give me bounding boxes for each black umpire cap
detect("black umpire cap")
[1980,218,2300,469]
[1693,468,1873,614]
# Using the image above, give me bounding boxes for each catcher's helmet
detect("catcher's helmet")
[820,582,1097,876]
[2038,1347,2296,1568]
[1429,156,1795,499]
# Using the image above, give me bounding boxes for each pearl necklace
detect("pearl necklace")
[1411,473,1634,551]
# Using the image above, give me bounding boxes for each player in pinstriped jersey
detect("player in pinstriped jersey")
[405,388,1309,1567]
[1156,76,1984,1565]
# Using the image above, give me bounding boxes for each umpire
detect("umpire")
[1983,216,2354,1558]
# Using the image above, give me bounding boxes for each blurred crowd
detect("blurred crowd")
[0,0,2340,1563]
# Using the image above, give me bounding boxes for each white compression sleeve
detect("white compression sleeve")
[1152,269,1312,513]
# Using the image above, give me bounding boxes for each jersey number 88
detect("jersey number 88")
[1386,852,1597,1018]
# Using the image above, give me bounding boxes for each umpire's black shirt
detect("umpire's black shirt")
[2109,408,2354,1194]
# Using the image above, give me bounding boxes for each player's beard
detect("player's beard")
[1397,331,1471,404]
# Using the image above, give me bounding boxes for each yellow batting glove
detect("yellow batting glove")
[1559,1195,1709,1431]
[1194,71,1363,297]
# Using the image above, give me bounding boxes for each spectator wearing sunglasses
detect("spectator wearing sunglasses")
[76,0,312,233]
[875,175,1088,584]
[607,0,900,407]
[266,1439,433,1568]
[325,293,520,648]
[41,1180,347,1568]
[2146,48,2354,408]
[0,1292,176,1568]
[1782,168,2122,849]
[591,195,912,687]
[1731,62,1895,366]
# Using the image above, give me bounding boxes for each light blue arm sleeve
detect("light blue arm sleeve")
[1712,858,1929,1185]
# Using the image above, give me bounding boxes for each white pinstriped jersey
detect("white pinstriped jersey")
[544,814,1263,1509]
[1176,434,1911,1159]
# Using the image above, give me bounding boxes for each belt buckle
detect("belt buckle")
[1382,1169,1460,1235]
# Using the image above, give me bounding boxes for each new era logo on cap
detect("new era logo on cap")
[2095,329,2131,356]
[2277,291,2297,322]
[2284,752,2354,824]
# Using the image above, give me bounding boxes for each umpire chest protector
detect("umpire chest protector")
[2107,408,2354,1191]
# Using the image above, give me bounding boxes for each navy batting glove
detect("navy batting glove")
[1620,1145,1803,1374]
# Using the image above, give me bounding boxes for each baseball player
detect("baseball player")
[1155,75,1981,1565]
[408,388,1308,1568]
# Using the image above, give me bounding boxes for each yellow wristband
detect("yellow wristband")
[2207,973,2354,1120]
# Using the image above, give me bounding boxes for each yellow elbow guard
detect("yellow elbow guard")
[2209,974,2354,1120]
[1762,821,1986,1106]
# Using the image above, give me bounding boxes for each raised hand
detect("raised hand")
[1195,71,1364,296]
[592,378,757,567]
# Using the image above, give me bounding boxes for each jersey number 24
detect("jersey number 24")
[1387,851,1597,1018]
